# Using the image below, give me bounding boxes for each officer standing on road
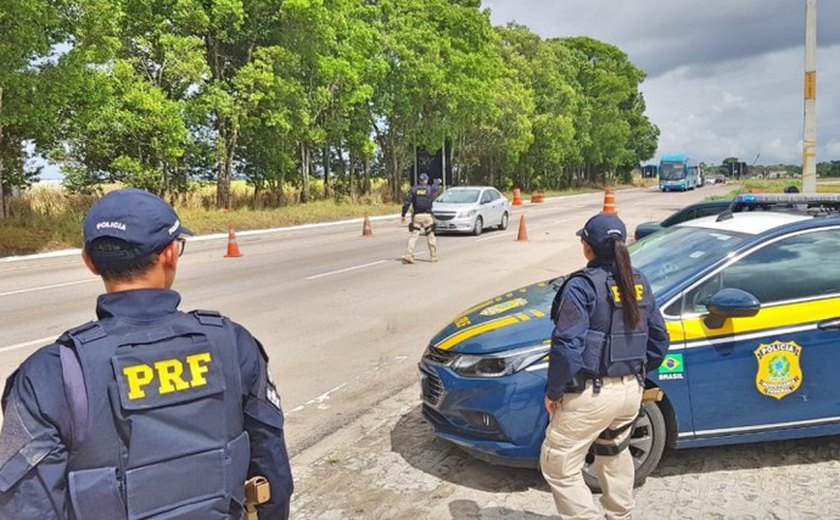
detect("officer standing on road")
[401,173,440,264]
[0,189,293,519]
[541,212,668,519]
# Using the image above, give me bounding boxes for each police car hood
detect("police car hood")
[429,278,562,355]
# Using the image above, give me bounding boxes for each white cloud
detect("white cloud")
[484,0,840,165]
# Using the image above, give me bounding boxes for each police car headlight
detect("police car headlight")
[451,345,549,378]
[457,209,477,218]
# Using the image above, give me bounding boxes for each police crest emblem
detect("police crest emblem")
[754,340,803,400]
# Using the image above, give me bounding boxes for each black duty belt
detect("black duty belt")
[564,373,643,395]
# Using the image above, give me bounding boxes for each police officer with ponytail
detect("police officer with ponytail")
[0,189,292,519]
[541,212,668,519]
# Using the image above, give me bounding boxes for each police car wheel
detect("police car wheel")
[581,400,667,493]
[499,212,509,230]
[472,216,484,236]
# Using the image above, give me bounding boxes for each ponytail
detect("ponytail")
[612,239,641,329]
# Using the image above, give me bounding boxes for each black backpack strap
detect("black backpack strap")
[59,344,89,448]
[57,322,105,448]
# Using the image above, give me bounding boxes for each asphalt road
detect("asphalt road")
[0,184,732,456]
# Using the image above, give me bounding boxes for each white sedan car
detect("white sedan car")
[431,186,510,236]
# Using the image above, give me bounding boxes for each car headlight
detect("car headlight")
[451,344,549,378]
[457,209,477,218]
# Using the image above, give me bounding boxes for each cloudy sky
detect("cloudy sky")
[483,0,840,167]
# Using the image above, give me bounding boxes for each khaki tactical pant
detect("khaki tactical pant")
[541,375,643,520]
[405,213,437,259]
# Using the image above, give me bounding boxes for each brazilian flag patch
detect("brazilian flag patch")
[658,353,684,380]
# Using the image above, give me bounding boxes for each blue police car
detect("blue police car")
[419,194,840,488]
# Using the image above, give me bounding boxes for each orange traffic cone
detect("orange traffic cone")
[224,225,243,257]
[512,188,522,206]
[362,214,373,237]
[602,187,617,214]
[516,214,529,241]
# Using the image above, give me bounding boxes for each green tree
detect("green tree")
[0,0,117,214]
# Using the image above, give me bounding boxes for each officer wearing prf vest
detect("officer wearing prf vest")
[0,189,293,519]
[400,173,440,264]
[542,212,669,519]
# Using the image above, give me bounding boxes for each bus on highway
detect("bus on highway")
[659,154,700,191]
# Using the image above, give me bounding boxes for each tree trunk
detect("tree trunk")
[347,152,355,198]
[323,144,331,199]
[300,142,311,202]
[336,145,347,197]
[216,119,237,209]
[0,87,5,218]
[385,134,403,201]
[363,155,370,196]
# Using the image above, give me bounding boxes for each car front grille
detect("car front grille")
[420,367,445,407]
[423,346,457,365]
[433,212,456,221]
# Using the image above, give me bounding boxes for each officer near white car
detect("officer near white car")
[400,173,440,264]
[542,212,669,519]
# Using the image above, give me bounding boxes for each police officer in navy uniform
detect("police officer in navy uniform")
[400,173,439,264]
[0,189,293,519]
[541,212,668,519]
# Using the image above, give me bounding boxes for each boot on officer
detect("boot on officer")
[0,189,293,519]
[541,212,669,519]
[401,173,440,264]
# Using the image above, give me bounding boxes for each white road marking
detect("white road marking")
[0,279,96,297]
[306,260,388,280]
[0,335,60,354]
[1,214,403,263]
[287,383,348,414]
[475,232,516,242]
[0,249,82,263]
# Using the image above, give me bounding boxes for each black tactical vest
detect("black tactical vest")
[412,185,435,214]
[60,310,250,520]
[555,267,653,378]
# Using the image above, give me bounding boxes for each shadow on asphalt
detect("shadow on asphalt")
[448,499,558,520]
[392,403,840,493]
[389,404,548,494]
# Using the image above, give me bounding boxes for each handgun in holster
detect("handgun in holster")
[244,476,271,520]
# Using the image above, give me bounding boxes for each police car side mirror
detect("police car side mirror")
[703,288,761,329]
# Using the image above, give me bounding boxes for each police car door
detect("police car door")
[680,226,840,439]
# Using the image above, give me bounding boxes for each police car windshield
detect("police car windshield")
[629,226,748,295]
[438,189,480,203]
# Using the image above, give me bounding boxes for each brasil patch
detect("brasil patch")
[754,340,803,400]
[658,353,684,380]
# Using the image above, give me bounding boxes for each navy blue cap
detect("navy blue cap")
[576,212,627,255]
[83,189,192,257]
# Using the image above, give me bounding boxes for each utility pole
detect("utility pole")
[802,0,817,192]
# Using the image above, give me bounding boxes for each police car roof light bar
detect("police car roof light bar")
[717,193,840,222]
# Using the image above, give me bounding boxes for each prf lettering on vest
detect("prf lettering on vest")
[123,352,212,399]
[611,284,644,303]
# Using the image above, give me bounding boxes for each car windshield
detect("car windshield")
[660,162,685,180]
[629,225,749,295]
[438,189,480,203]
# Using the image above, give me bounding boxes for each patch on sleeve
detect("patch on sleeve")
[0,399,53,492]
[556,298,584,330]
[265,369,282,412]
